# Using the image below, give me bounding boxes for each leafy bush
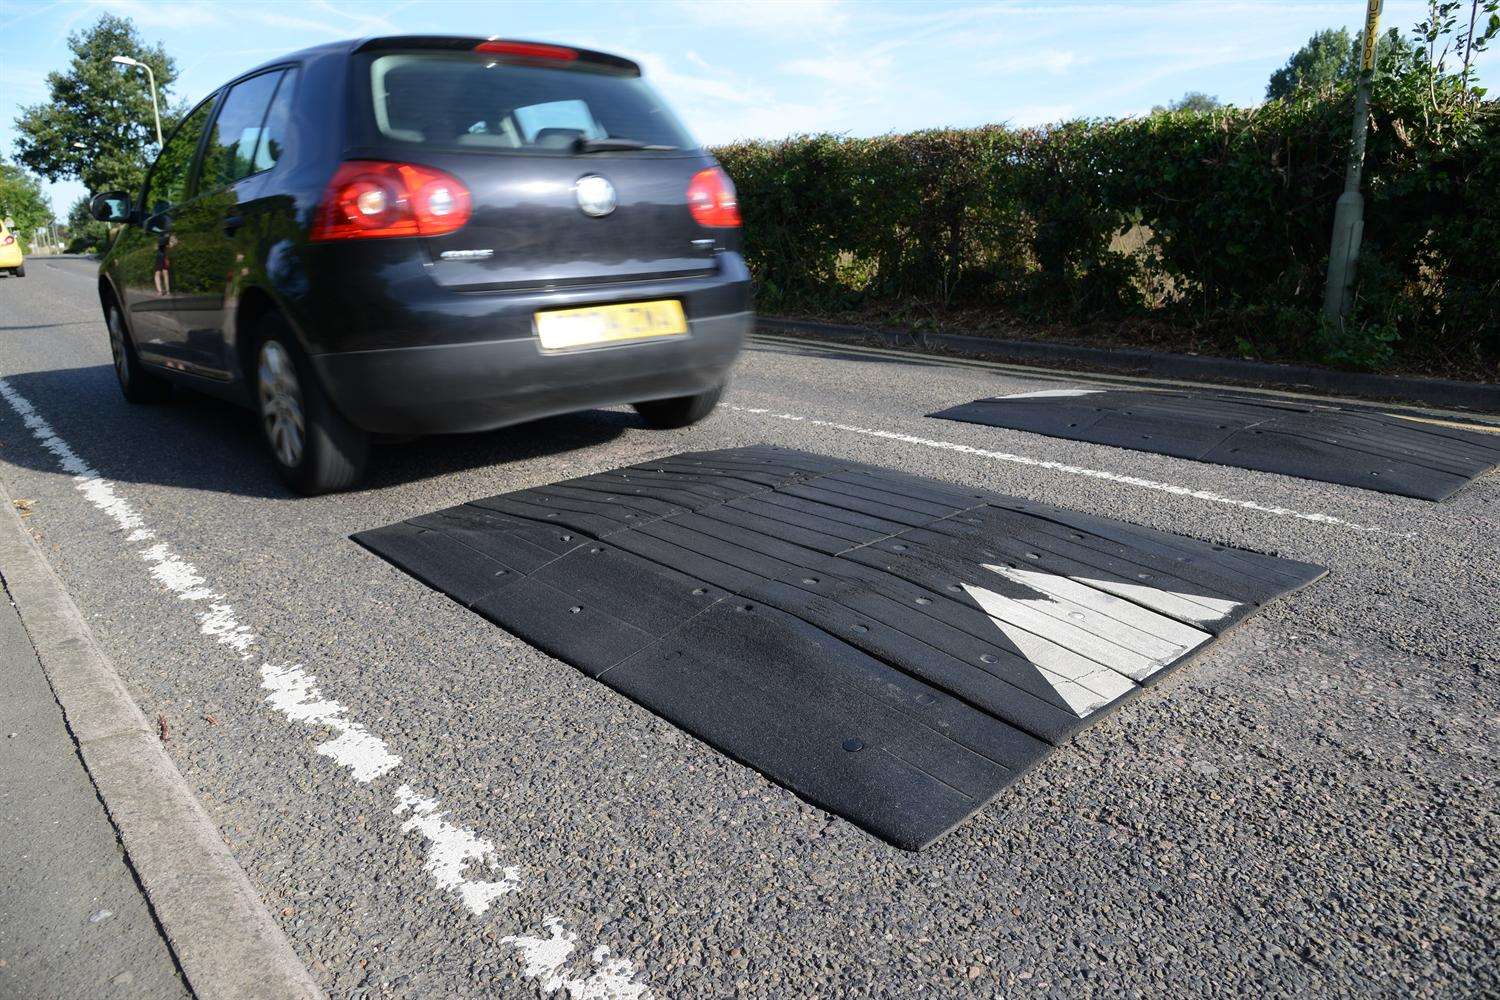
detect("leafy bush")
[714,91,1497,372]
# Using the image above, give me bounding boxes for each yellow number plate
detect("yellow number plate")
[534,300,687,351]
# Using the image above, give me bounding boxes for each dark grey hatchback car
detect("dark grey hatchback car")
[90,36,751,494]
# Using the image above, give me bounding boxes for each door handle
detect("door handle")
[223,213,244,235]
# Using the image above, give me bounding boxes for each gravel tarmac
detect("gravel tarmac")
[0,257,1494,999]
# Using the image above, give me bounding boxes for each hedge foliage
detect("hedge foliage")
[713,90,1500,372]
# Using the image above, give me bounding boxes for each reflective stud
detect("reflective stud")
[842,738,864,753]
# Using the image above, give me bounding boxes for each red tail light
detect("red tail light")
[474,40,577,62]
[310,161,472,242]
[0,235,13,246]
[686,167,740,228]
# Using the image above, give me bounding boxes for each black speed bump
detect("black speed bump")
[355,446,1324,850]
[930,389,1500,501]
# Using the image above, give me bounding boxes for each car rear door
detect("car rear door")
[172,67,293,376]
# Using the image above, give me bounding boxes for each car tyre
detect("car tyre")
[107,304,172,404]
[12,265,24,277]
[253,314,369,495]
[633,384,724,429]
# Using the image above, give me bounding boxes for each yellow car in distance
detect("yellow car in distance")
[0,218,24,277]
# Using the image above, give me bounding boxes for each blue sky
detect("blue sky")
[3,0,1491,215]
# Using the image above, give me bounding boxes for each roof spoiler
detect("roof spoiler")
[353,36,640,77]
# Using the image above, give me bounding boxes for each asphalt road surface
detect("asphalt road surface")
[1,257,1495,999]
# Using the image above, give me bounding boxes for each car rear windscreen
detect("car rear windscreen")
[359,53,697,153]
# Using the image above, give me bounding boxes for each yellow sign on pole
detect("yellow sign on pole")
[1362,0,1383,71]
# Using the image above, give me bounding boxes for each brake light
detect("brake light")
[310,161,472,242]
[474,40,578,62]
[0,235,13,246]
[686,167,740,228]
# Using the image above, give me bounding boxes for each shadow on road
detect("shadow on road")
[0,364,637,499]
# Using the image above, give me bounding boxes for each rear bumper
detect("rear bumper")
[311,309,750,435]
[0,249,22,268]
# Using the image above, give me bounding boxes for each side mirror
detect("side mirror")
[90,191,132,224]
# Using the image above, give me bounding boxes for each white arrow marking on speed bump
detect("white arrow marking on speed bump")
[962,564,1229,718]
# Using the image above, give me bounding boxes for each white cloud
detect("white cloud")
[673,0,848,34]
[635,51,775,108]
[93,0,222,29]
[781,52,894,90]
[632,49,839,144]
[1006,104,1078,127]
[248,11,351,37]
[981,49,1083,76]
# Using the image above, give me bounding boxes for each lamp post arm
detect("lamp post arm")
[141,62,163,148]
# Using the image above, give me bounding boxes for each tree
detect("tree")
[0,161,54,252]
[13,14,179,197]
[1267,28,1352,99]
[65,195,112,254]
[1267,26,1416,100]
[1410,0,1500,106]
[1151,91,1223,114]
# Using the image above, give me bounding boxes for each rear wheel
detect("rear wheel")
[107,305,171,403]
[12,265,24,277]
[633,384,723,429]
[254,315,369,495]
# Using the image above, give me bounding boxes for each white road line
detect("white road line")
[503,919,651,1000]
[727,405,1378,532]
[0,376,652,998]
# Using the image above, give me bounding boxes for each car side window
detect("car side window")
[144,98,216,216]
[199,70,286,191]
[251,68,298,173]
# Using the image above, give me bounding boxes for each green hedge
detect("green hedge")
[713,92,1499,372]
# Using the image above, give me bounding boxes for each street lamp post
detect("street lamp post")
[110,55,163,148]
[1321,0,1384,322]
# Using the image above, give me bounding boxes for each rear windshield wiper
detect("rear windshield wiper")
[572,137,676,154]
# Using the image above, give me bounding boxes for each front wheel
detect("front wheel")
[633,385,724,429]
[107,305,171,403]
[254,316,369,495]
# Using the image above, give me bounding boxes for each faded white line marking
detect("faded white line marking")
[0,376,651,996]
[261,662,401,783]
[502,917,652,1000]
[394,785,522,915]
[727,405,1377,532]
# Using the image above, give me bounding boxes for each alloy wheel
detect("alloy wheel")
[258,340,305,468]
[108,310,128,386]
